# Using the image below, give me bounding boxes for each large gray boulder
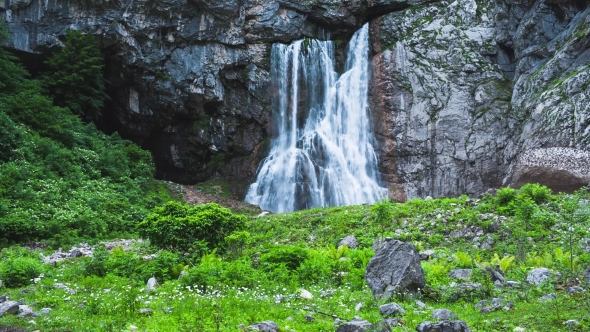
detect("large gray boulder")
[336,319,375,332]
[416,321,472,332]
[247,321,279,332]
[365,239,425,299]
[0,301,20,317]
[527,268,560,286]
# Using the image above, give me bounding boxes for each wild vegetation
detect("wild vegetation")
[1,20,590,332]
[0,22,175,247]
[0,183,589,331]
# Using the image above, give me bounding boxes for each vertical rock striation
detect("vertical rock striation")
[2,0,589,201]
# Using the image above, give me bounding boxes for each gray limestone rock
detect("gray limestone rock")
[39,308,52,315]
[146,277,159,292]
[338,235,359,249]
[432,309,457,321]
[365,239,425,299]
[527,268,560,285]
[416,320,472,332]
[538,293,557,302]
[0,301,19,317]
[449,269,471,281]
[247,321,279,332]
[336,319,375,332]
[379,303,406,317]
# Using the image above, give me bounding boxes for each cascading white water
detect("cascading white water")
[245,24,386,213]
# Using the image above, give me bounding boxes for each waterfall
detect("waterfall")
[245,24,386,213]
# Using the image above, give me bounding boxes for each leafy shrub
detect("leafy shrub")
[138,202,247,252]
[496,187,517,206]
[260,245,310,271]
[519,183,553,204]
[452,251,473,268]
[82,245,110,277]
[0,247,43,287]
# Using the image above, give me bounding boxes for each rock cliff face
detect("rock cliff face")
[370,0,590,198]
[2,0,589,200]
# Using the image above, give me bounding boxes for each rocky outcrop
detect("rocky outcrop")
[365,239,425,299]
[508,148,590,192]
[370,0,590,199]
[2,0,590,200]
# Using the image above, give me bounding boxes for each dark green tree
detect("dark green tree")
[43,30,107,121]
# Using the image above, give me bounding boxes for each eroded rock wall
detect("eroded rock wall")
[370,0,590,199]
[2,0,589,200]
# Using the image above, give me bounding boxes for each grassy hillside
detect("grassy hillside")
[0,184,589,331]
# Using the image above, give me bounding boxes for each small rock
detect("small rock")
[566,286,584,294]
[247,321,279,332]
[336,319,374,332]
[333,318,341,326]
[0,295,6,303]
[506,281,521,288]
[146,277,159,292]
[416,320,471,332]
[285,316,293,321]
[17,305,34,318]
[513,328,526,332]
[425,196,433,200]
[39,308,52,315]
[305,314,314,322]
[376,318,399,331]
[0,301,20,317]
[494,280,504,288]
[54,283,76,294]
[237,324,246,328]
[503,301,514,311]
[139,308,153,315]
[257,211,271,218]
[419,250,436,261]
[320,289,336,298]
[299,289,313,299]
[563,320,579,327]
[129,326,138,331]
[527,268,559,286]
[449,269,471,281]
[474,300,488,309]
[69,248,83,258]
[355,302,363,312]
[416,300,428,309]
[338,235,359,249]
[538,293,556,302]
[485,265,505,284]
[432,309,457,320]
[379,303,406,317]
[477,214,488,220]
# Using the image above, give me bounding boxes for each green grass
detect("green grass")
[1,185,590,331]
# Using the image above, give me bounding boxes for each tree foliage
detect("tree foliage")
[0,20,174,246]
[42,30,107,121]
[138,202,247,252]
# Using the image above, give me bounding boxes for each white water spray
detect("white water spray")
[245,24,386,213]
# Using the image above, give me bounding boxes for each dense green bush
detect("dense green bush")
[260,245,310,271]
[0,20,175,246]
[0,247,43,288]
[138,202,247,252]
